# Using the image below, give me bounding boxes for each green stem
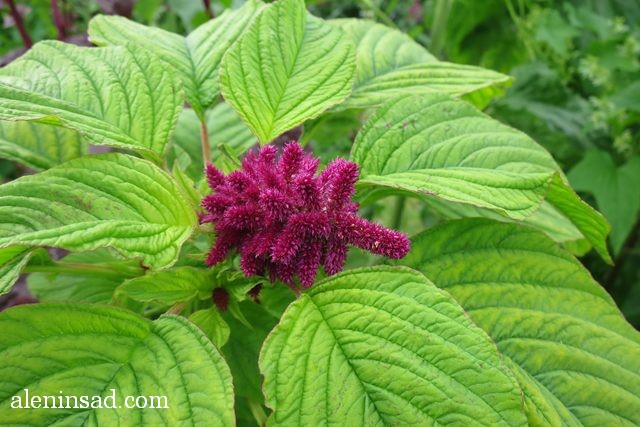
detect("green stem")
[358,0,397,29]
[247,398,268,427]
[200,119,212,166]
[503,0,536,60]
[429,0,452,58]
[391,196,405,230]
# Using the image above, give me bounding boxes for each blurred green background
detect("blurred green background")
[2,0,639,326]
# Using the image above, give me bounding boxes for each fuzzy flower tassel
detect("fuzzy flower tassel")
[200,142,410,288]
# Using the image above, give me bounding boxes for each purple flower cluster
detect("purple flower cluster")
[201,142,410,288]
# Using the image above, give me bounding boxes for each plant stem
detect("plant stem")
[202,0,214,19]
[429,0,452,58]
[51,0,66,40]
[167,302,185,315]
[358,0,397,29]
[503,0,536,60]
[247,398,268,427]
[200,119,212,166]
[6,0,32,48]
[391,196,405,230]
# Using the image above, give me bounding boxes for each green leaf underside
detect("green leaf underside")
[117,267,213,306]
[0,304,234,426]
[260,267,526,426]
[0,121,85,170]
[331,19,509,109]
[170,105,256,180]
[359,169,554,219]
[0,41,182,161]
[401,219,640,426]
[0,153,196,269]
[424,197,584,244]
[220,0,356,143]
[0,246,32,295]
[351,93,610,260]
[546,175,612,263]
[28,249,140,304]
[88,0,265,117]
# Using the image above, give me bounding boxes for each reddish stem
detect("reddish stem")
[51,0,66,40]
[6,0,32,48]
[203,0,214,19]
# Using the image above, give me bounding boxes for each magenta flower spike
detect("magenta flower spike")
[201,142,410,288]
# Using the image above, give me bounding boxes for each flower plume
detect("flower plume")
[201,142,410,287]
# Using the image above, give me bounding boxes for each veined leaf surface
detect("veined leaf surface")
[351,93,610,261]
[0,153,196,269]
[402,219,640,426]
[260,267,526,426]
[89,0,265,117]
[0,41,182,162]
[0,304,234,426]
[332,19,510,109]
[220,0,356,143]
[0,121,85,170]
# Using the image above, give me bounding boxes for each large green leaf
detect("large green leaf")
[89,0,265,117]
[0,153,196,269]
[0,41,182,162]
[351,93,610,261]
[0,304,234,425]
[401,219,640,426]
[220,0,356,143]
[0,121,85,170]
[0,246,32,296]
[260,267,526,426]
[331,19,510,109]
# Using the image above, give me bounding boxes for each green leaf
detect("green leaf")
[401,219,640,426]
[0,246,32,296]
[0,121,85,170]
[331,19,510,109]
[546,175,612,263]
[0,303,234,425]
[351,93,610,260]
[117,266,213,305]
[220,0,356,143]
[169,104,256,180]
[424,197,585,246]
[359,168,554,219]
[0,153,197,269]
[534,9,579,56]
[190,307,231,349]
[345,62,511,110]
[89,1,266,117]
[225,301,279,404]
[0,41,182,162]
[27,249,142,304]
[260,267,526,426]
[568,151,640,255]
